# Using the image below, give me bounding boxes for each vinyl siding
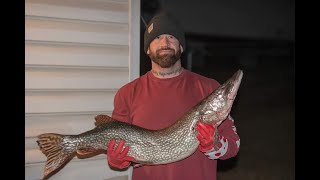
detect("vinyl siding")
[25,0,140,179]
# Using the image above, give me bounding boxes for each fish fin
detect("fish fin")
[94,114,114,126]
[37,133,75,180]
[77,147,97,156]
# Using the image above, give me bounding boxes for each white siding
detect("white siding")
[25,0,140,180]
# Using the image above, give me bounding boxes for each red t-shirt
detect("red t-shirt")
[112,69,239,180]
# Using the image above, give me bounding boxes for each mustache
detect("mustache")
[157,47,174,51]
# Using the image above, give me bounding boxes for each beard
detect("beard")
[149,47,182,68]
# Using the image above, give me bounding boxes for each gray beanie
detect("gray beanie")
[143,12,186,54]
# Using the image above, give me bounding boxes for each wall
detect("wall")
[25,0,140,179]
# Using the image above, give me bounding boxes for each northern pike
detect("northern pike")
[37,69,243,180]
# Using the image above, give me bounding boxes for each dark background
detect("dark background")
[140,0,295,179]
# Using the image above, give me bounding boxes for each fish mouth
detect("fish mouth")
[232,70,243,85]
[227,70,243,99]
[234,70,243,89]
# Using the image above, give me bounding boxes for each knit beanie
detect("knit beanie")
[143,12,186,54]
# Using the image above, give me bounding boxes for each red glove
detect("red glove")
[107,139,135,169]
[196,122,221,152]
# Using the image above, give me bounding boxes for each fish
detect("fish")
[37,69,243,180]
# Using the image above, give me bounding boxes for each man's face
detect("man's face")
[147,34,183,68]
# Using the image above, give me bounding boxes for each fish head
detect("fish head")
[198,70,243,126]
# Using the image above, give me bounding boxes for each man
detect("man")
[107,11,240,180]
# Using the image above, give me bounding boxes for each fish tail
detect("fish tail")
[37,133,75,180]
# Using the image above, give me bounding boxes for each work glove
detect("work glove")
[196,122,222,152]
[107,139,135,169]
